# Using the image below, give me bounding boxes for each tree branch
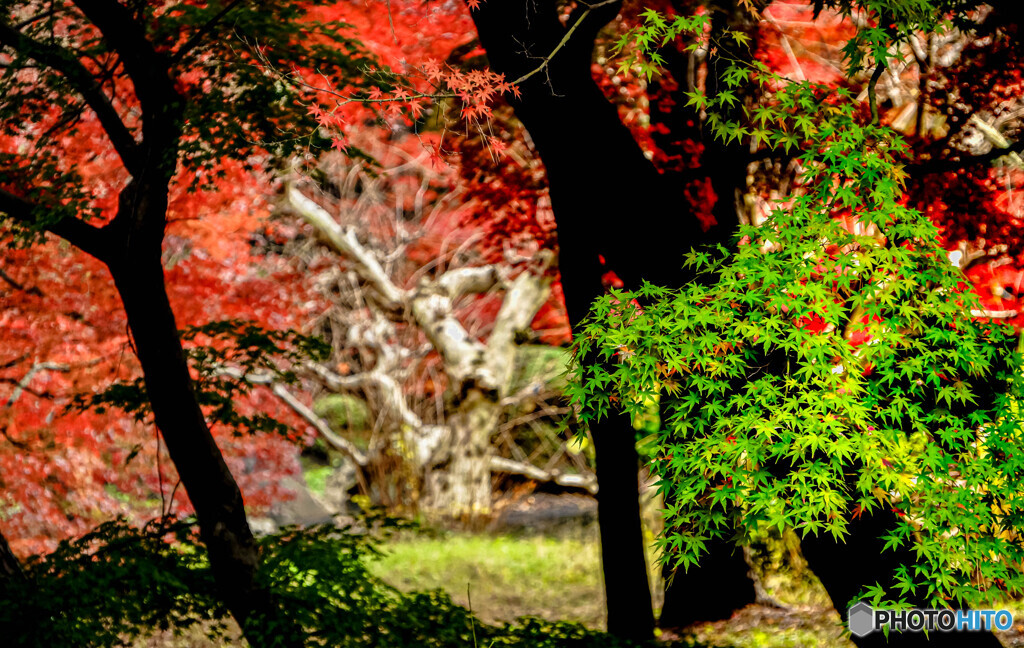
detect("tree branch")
[408,281,490,386]
[968,114,1024,168]
[0,266,43,297]
[510,0,621,86]
[0,188,109,258]
[0,527,26,583]
[489,456,597,493]
[213,366,369,466]
[287,181,495,387]
[170,0,249,64]
[305,362,451,469]
[70,0,174,113]
[0,19,141,173]
[971,308,1019,319]
[285,185,409,309]
[487,256,553,358]
[435,266,499,297]
[3,361,70,409]
[867,60,886,126]
[305,362,420,432]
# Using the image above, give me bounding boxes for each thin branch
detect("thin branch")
[170,0,248,64]
[4,361,70,408]
[304,362,421,433]
[1,361,71,449]
[383,0,399,44]
[510,0,620,86]
[267,382,369,466]
[288,180,495,385]
[0,266,43,296]
[761,8,806,81]
[867,60,886,126]
[212,366,369,466]
[70,0,174,113]
[285,184,409,309]
[0,527,26,583]
[0,188,108,258]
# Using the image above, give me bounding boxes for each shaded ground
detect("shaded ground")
[671,604,852,648]
[370,524,859,648]
[373,493,1024,648]
[136,492,1024,647]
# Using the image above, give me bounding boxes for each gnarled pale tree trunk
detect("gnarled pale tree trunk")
[424,391,502,518]
[281,161,572,521]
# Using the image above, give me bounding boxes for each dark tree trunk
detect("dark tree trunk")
[588,414,657,639]
[52,3,307,634]
[653,0,760,628]
[658,535,755,630]
[106,225,302,646]
[470,3,658,639]
[469,0,744,639]
[802,360,1009,648]
[801,500,1004,647]
[0,527,25,583]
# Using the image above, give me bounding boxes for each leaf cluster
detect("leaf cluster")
[0,516,652,647]
[70,319,329,438]
[0,0,389,235]
[576,9,1024,608]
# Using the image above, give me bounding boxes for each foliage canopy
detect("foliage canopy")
[571,2,1024,609]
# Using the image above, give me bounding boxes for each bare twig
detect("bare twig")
[213,365,370,466]
[4,362,70,408]
[0,266,44,296]
[511,0,620,86]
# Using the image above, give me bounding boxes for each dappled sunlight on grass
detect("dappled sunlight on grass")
[369,526,606,629]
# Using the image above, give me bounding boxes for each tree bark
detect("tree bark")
[587,414,657,640]
[801,498,1004,647]
[658,535,756,631]
[423,389,502,522]
[107,240,301,647]
[654,0,759,628]
[0,526,25,583]
[469,0,739,639]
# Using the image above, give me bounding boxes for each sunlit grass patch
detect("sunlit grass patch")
[370,527,605,628]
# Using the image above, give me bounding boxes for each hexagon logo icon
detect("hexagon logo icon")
[848,602,875,638]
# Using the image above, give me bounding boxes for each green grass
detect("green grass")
[138,521,1024,648]
[370,527,606,628]
[370,525,859,648]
